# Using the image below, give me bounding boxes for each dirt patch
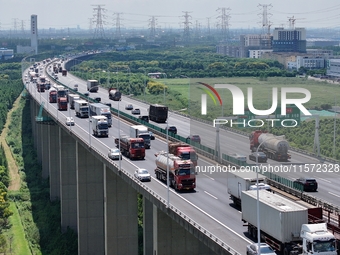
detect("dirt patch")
[0,97,21,191]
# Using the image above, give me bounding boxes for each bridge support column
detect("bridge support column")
[143,197,153,255]
[77,145,105,255]
[105,167,138,255]
[35,103,42,163]
[154,207,215,255]
[60,128,77,232]
[41,123,49,179]
[30,99,37,149]
[49,124,60,201]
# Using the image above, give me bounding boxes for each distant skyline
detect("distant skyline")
[2,0,340,31]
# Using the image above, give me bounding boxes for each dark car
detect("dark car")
[186,135,201,144]
[166,126,177,135]
[84,92,89,97]
[132,108,141,115]
[139,115,149,123]
[249,152,267,163]
[94,97,101,102]
[149,131,155,140]
[125,104,133,110]
[293,178,318,192]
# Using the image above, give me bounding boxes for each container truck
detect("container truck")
[91,116,109,137]
[68,94,80,109]
[114,135,145,160]
[74,100,89,118]
[149,104,168,123]
[226,170,270,206]
[129,125,151,149]
[108,87,122,101]
[49,88,57,103]
[58,97,68,111]
[62,69,67,76]
[89,103,112,127]
[154,151,196,191]
[87,79,99,92]
[168,142,198,167]
[241,190,337,255]
[249,130,291,161]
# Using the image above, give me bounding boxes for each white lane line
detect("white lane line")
[204,191,218,200]
[318,178,331,183]
[203,174,215,180]
[329,192,340,198]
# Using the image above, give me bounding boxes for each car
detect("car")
[139,115,149,123]
[246,243,277,255]
[74,84,78,91]
[186,135,201,144]
[125,104,133,110]
[166,126,177,134]
[249,152,267,163]
[66,117,75,126]
[108,148,122,160]
[131,108,141,115]
[94,97,101,102]
[149,131,155,140]
[134,168,151,182]
[84,92,89,97]
[230,153,247,162]
[103,102,112,107]
[293,177,318,192]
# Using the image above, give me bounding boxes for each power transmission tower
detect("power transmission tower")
[149,16,157,40]
[207,18,211,36]
[216,7,231,43]
[88,18,93,33]
[113,12,123,40]
[258,4,272,35]
[182,11,192,42]
[12,18,18,35]
[20,20,25,37]
[92,5,107,39]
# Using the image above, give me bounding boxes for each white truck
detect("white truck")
[87,79,99,92]
[227,170,270,206]
[74,100,89,118]
[68,93,80,109]
[89,103,112,127]
[241,190,337,255]
[91,116,109,137]
[129,125,151,149]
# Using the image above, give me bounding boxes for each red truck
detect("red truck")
[154,151,196,191]
[58,97,68,111]
[62,70,67,76]
[49,89,57,103]
[168,142,198,167]
[114,136,145,160]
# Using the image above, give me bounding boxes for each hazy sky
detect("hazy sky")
[2,0,340,30]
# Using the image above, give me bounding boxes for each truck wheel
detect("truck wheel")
[284,247,291,255]
[251,227,257,239]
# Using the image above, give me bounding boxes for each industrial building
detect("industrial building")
[272,27,306,53]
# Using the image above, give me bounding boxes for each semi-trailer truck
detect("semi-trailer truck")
[87,79,99,92]
[89,103,112,127]
[241,190,337,255]
[129,125,151,149]
[154,151,196,191]
[49,88,57,103]
[114,135,145,160]
[249,130,291,161]
[74,100,89,118]
[68,94,80,109]
[149,104,168,123]
[91,116,109,137]
[226,170,270,206]
[168,142,198,167]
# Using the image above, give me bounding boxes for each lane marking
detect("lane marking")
[204,191,218,200]
[203,174,215,180]
[318,178,331,183]
[329,192,340,198]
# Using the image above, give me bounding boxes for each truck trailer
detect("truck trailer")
[74,100,89,118]
[149,104,168,123]
[91,116,109,137]
[68,94,80,109]
[168,142,198,167]
[89,103,112,127]
[87,79,99,92]
[114,135,145,160]
[249,130,291,161]
[226,170,270,206]
[154,151,196,191]
[241,190,337,255]
[129,125,151,149]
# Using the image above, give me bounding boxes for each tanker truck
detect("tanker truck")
[241,190,337,255]
[108,87,122,101]
[154,151,196,191]
[249,130,291,161]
